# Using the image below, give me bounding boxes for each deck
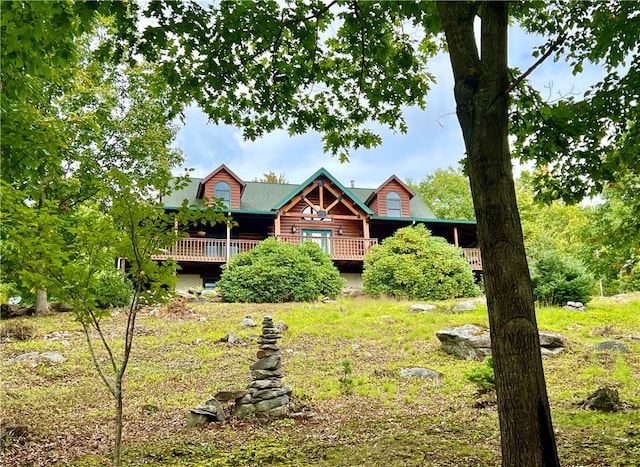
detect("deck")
[152,236,482,270]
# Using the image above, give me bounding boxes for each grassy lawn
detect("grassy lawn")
[1,295,639,466]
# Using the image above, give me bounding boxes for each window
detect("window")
[302,205,332,221]
[214,181,231,208]
[386,191,402,217]
[203,277,218,290]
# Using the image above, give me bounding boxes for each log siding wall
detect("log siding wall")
[202,171,242,209]
[375,180,411,217]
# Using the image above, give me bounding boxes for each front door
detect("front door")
[301,229,333,255]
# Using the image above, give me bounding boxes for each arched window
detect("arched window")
[302,205,332,221]
[386,191,401,217]
[215,181,231,208]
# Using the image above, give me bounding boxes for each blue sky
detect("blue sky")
[173,26,603,189]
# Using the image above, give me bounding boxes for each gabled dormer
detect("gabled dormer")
[196,164,245,210]
[365,175,414,218]
[272,168,374,237]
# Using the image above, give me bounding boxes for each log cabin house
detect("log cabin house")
[154,164,481,291]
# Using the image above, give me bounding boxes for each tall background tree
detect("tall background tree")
[2,3,225,465]
[408,166,475,220]
[253,171,289,183]
[2,1,92,312]
[581,172,640,295]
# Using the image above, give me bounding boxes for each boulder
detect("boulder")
[186,412,210,427]
[7,352,66,364]
[436,324,491,360]
[240,315,257,328]
[535,330,567,356]
[399,367,441,379]
[563,301,587,312]
[7,352,39,364]
[0,304,35,319]
[473,296,487,305]
[409,304,438,313]
[261,405,289,417]
[437,325,567,360]
[190,399,226,422]
[220,330,242,345]
[594,340,629,353]
[452,301,477,312]
[39,352,67,363]
[213,390,248,402]
[538,330,567,348]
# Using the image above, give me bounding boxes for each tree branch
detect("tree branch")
[506,32,568,96]
[82,322,116,397]
[281,0,339,27]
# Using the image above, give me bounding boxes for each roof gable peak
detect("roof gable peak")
[365,174,415,204]
[197,164,246,199]
[274,167,373,215]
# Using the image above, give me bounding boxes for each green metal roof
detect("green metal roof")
[409,196,437,219]
[240,182,299,212]
[161,177,201,208]
[161,168,441,220]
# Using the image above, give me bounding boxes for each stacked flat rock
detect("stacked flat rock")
[233,316,292,417]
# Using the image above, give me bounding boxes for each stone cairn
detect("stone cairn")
[232,316,292,417]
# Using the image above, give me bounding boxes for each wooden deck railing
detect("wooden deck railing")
[152,236,482,270]
[152,238,261,262]
[275,235,379,261]
[462,248,483,271]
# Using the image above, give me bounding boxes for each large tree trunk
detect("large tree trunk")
[35,287,49,315]
[438,2,560,466]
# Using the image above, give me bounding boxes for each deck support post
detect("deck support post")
[226,213,231,263]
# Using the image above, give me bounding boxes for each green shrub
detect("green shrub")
[91,269,132,309]
[216,238,345,303]
[362,225,480,300]
[465,356,495,391]
[530,252,595,306]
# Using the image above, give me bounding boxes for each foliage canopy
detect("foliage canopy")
[408,166,475,220]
